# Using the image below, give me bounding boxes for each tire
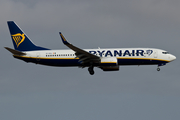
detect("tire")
[88,66,94,75]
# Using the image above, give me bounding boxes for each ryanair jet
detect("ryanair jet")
[5,21,176,75]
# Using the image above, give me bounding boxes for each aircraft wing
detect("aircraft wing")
[59,32,100,64]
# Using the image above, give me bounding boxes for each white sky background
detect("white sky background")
[0,0,180,120]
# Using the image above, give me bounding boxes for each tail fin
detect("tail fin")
[7,21,49,51]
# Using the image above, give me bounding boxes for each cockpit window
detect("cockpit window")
[162,52,169,54]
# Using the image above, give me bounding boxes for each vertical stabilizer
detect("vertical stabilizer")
[7,21,49,51]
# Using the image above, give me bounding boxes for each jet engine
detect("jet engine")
[100,57,119,71]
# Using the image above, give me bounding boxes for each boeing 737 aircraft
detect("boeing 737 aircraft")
[5,21,176,75]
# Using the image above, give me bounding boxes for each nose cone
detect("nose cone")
[170,54,176,61]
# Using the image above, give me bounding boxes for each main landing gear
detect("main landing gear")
[88,66,94,75]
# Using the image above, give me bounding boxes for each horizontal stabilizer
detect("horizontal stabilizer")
[4,47,26,55]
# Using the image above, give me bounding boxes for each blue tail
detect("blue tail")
[7,21,49,51]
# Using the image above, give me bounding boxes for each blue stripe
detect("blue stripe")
[14,56,168,67]
[117,59,168,65]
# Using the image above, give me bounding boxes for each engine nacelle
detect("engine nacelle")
[100,57,119,71]
[100,65,119,71]
[100,57,118,66]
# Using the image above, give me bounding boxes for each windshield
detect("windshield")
[162,52,169,54]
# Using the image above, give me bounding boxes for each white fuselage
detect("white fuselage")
[14,48,176,67]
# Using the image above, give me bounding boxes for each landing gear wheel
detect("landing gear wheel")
[157,68,160,71]
[89,70,94,75]
[88,66,94,75]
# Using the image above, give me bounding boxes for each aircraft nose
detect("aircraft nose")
[170,54,176,61]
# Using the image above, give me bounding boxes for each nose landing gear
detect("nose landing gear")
[157,65,161,71]
[157,63,166,71]
[157,67,160,71]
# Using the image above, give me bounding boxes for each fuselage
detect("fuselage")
[6,21,176,75]
[14,48,176,67]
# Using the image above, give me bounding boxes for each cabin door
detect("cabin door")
[154,50,158,58]
[36,53,40,61]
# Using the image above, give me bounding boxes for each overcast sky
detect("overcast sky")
[0,0,180,120]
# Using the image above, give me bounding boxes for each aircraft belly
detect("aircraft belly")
[38,59,80,66]
[14,56,80,66]
[14,56,168,67]
[117,58,168,65]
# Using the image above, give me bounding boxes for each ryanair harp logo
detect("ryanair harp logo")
[11,33,25,47]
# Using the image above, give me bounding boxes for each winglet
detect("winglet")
[59,32,70,45]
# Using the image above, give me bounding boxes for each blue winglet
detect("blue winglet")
[59,32,70,45]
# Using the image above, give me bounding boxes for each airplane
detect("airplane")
[5,21,176,75]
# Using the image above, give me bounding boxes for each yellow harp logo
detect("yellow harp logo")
[11,33,25,47]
